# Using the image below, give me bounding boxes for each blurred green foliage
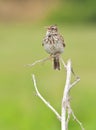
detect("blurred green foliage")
[0,0,96,130]
[46,0,96,24]
[0,23,96,130]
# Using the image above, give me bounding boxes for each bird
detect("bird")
[42,25,65,70]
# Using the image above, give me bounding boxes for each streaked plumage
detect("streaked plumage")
[42,25,65,70]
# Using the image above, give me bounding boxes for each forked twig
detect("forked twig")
[61,59,84,130]
[31,58,84,130]
[70,77,80,89]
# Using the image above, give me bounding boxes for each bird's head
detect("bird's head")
[46,25,58,35]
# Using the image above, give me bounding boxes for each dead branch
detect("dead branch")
[31,58,84,130]
[32,74,61,121]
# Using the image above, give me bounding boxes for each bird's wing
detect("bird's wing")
[60,34,66,47]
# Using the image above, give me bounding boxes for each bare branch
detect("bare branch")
[69,77,80,90]
[31,58,84,130]
[25,56,51,67]
[71,110,85,130]
[66,105,72,129]
[61,59,84,130]
[32,74,61,121]
[61,59,71,130]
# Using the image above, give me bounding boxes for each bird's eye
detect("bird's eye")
[52,27,57,30]
[51,27,54,30]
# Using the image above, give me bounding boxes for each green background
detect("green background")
[0,0,96,130]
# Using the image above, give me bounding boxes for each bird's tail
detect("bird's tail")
[53,57,60,70]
